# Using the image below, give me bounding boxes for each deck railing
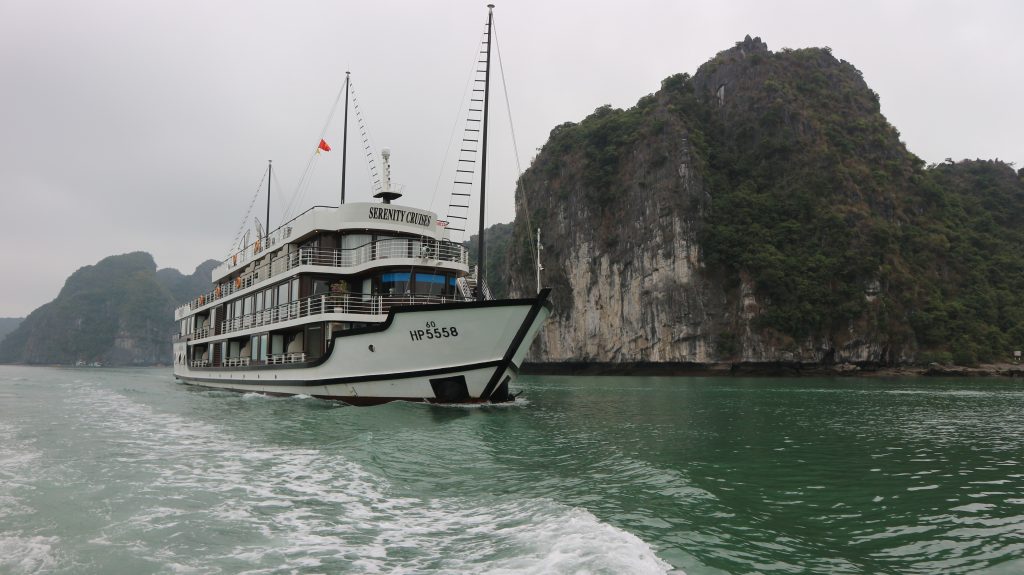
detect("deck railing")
[179,291,469,340]
[267,352,307,365]
[179,238,468,312]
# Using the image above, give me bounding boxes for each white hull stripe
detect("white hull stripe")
[177,359,502,387]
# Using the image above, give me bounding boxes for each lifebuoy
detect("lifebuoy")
[198,295,205,305]
[235,277,242,288]
[232,254,237,266]
[214,286,222,298]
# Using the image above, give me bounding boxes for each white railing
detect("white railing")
[223,357,251,367]
[459,265,493,300]
[201,291,470,340]
[190,360,210,368]
[180,238,469,312]
[267,352,306,365]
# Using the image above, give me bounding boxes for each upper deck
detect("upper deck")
[213,202,454,283]
[175,202,470,320]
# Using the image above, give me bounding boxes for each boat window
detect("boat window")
[250,335,259,361]
[380,272,410,295]
[260,334,269,361]
[243,297,253,315]
[306,325,323,358]
[449,276,458,296]
[342,233,371,250]
[278,282,289,305]
[234,299,243,318]
[291,278,300,300]
[414,273,446,295]
[264,288,274,309]
[255,291,263,311]
[312,279,331,296]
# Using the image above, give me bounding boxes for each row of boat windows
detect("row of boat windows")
[180,270,460,336]
[379,272,456,296]
[182,321,371,366]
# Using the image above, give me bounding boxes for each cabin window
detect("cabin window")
[278,282,289,305]
[271,334,284,356]
[260,334,269,361]
[414,273,446,295]
[233,299,243,318]
[243,297,253,316]
[306,324,323,358]
[250,335,259,361]
[291,278,300,300]
[309,278,329,294]
[380,272,410,295]
[264,288,274,309]
[255,291,263,311]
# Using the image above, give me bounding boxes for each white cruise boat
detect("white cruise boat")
[171,5,550,404]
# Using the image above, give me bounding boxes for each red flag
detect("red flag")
[318,139,331,152]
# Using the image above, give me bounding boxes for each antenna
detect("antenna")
[373,148,402,204]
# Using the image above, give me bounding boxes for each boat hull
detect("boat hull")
[173,290,550,404]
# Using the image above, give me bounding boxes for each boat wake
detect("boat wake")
[0,421,62,574]
[48,382,671,573]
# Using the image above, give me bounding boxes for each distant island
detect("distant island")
[0,318,23,346]
[0,252,217,366]
[3,37,1022,373]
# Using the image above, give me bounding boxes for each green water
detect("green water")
[1,366,1023,574]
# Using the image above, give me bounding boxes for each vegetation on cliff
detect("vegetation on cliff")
[508,36,1024,365]
[0,253,217,366]
[465,222,514,299]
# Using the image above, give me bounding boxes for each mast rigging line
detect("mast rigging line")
[493,17,540,277]
[226,167,269,259]
[281,76,348,223]
[350,80,383,197]
[428,27,492,230]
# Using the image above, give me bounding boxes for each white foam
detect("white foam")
[64,384,673,574]
[0,536,60,574]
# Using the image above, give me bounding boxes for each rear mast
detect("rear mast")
[476,4,494,301]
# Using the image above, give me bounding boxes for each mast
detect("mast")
[266,160,272,244]
[341,71,350,205]
[536,227,543,294]
[476,4,494,301]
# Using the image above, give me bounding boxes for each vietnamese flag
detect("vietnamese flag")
[318,139,331,152]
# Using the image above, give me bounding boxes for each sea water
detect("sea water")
[1,366,1023,574]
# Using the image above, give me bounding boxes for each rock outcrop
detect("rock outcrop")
[508,37,1024,366]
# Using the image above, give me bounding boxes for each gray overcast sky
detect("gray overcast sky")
[1,0,1021,317]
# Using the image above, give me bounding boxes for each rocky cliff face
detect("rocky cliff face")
[0,253,217,366]
[508,36,1024,365]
